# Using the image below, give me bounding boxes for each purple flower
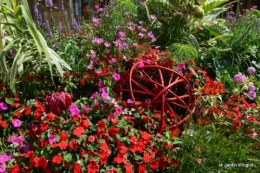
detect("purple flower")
[58,22,63,32]
[0,154,12,163]
[69,104,80,116]
[12,119,22,128]
[177,63,186,72]
[247,67,256,75]
[113,73,120,81]
[234,73,246,83]
[248,85,255,91]
[248,91,257,99]
[0,102,8,111]
[48,135,56,144]
[24,144,30,153]
[0,164,6,173]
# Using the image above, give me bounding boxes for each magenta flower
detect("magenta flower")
[91,92,98,99]
[0,164,6,173]
[48,135,56,144]
[8,136,24,149]
[247,67,256,75]
[248,90,257,99]
[12,119,22,128]
[0,102,8,111]
[113,73,120,81]
[0,154,12,163]
[98,81,104,88]
[108,114,115,121]
[177,63,186,72]
[82,104,90,113]
[69,104,80,116]
[101,92,109,100]
[234,73,246,83]
[115,107,123,115]
[127,99,134,104]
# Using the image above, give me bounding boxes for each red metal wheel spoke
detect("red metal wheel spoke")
[165,102,181,121]
[131,78,154,95]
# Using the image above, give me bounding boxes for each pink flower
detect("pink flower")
[177,63,186,72]
[48,135,56,144]
[91,92,98,99]
[12,119,22,128]
[197,159,202,164]
[127,99,134,104]
[113,73,120,81]
[69,104,80,116]
[82,104,90,113]
[101,92,109,100]
[108,114,115,121]
[150,15,156,20]
[252,131,258,139]
[247,67,256,75]
[115,107,122,115]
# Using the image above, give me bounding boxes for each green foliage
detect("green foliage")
[175,124,260,173]
[0,0,71,94]
[169,43,198,62]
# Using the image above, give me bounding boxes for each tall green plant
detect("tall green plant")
[0,0,71,94]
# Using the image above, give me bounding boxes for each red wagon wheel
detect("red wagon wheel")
[114,62,196,132]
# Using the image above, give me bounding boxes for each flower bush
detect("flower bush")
[0,0,260,173]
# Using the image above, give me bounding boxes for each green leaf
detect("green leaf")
[255,96,260,105]
[41,133,46,140]
[5,98,14,104]
[134,154,142,161]
[55,134,60,142]
[63,153,72,162]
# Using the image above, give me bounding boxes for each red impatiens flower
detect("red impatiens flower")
[39,123,48,133]
[79,120,90,128]
[100,142,109,151]
[32,156,48,168]
[138,163,146,173]
[124,163,133,173]
[24,106,31,116]
[142,153,152,162]
[73,126,86,137]
[60,132,68,141]
[97,120,106,129]
[88,135,95,142]
[0,121,7,128]
[87,163,99,173]
[150,159,159,170]
[51,154,63,165]
[10,164,20,173]
[72,163,82,173]
[113,154,127,164]
[117,142,128,154]
[108,127,119,135]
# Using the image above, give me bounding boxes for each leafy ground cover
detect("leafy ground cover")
[0,0,260,172]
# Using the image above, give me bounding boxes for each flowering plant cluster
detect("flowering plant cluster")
[0,87,181,172]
